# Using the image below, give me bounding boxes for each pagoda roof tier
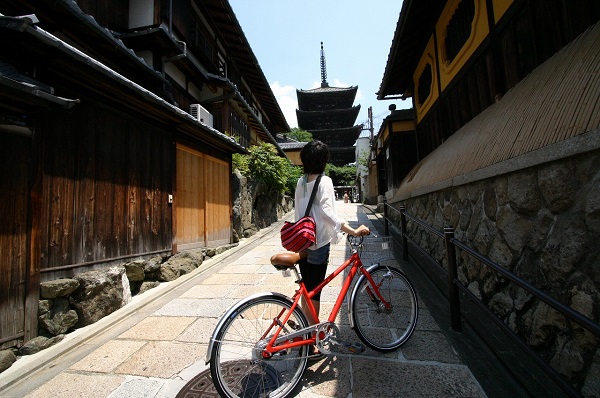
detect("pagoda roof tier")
[328,146,358,166]
[297,105,361,130]
[297,86,358,111]
[309,125,362,147]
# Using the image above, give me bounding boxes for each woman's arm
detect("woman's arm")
[341,223,370,236]
[319,178,370,236]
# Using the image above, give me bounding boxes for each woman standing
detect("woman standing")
[295,140,370,334]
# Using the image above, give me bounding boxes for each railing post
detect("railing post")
[444,226,462,332]
[383,196,389,236]
[400,205,408,261]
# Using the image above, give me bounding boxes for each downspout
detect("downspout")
[164,0,186,64]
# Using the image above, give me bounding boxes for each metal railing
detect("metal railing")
[383,203,600,397]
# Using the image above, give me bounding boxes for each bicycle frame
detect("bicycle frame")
[262,247,393,358]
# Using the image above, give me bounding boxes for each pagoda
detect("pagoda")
[296,43,362,166]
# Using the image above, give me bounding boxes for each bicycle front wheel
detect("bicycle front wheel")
[350,265,418,352]
[209,294,309,398]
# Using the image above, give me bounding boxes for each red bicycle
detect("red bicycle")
[206,234,418,398]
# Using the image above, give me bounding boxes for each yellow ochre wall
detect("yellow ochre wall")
[413,36,439,122]
[413,0,515,122]
[492,0,514,23]
[436,0,489,91]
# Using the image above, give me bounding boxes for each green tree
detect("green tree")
[285,164,303,195]
[233,143,299,195]
[285,128,312,142]
[326,164,357,187]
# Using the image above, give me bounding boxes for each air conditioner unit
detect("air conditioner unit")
[190,104,213,128]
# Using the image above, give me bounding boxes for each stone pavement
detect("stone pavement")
[0,203,487,398]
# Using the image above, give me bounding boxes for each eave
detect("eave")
[0,17,246,155]
[377,0,446,100]
[0,75,80,111]
[197,0,289,133]
[205,73,287,158]
[296,106,361,130]
[0,0,170,92]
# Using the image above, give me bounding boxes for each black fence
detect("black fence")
[383,203,599,398]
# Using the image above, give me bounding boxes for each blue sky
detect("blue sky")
[228,0,411,132]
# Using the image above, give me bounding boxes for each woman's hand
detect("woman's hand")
[354,225,370,236]
[341,223,370,237]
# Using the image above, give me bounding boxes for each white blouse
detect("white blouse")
[294,174,345,250]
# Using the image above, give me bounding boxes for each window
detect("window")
[444,0,475,63]
[417,64,432,107]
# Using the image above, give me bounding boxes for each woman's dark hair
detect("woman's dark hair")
[300,140,329,174]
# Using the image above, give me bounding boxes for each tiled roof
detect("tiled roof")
[279,141,307,150]
[275,134,307,150]
[298,86,358,94]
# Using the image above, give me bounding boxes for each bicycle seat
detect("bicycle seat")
[270,252,307,271]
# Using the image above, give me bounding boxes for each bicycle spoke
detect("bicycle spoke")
[210,295,309,398]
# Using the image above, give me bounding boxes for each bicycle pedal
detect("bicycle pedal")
[330,338,365,354]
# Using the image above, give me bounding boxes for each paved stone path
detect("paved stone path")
[0,203,486,398]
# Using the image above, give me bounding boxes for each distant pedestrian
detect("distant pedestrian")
[343,191,349,203]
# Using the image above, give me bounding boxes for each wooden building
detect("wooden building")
[369,108,418,204]
[275,134,305,166]
[0,0,288,349]
[377,0,600,395]
[296,43,362,166]
[378,0,600,167]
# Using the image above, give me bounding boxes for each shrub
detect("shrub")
[285,163,303,195]
[232,153,249,175]
[234,143,299,195]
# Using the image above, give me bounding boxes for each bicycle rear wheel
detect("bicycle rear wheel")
[350,265,418,351]
[209,294,309,398]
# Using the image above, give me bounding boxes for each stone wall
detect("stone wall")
[390,146,600,395]
[231,169,293,241]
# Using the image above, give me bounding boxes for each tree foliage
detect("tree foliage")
[232,142,358,196]
[326,164,357,186]
[233,143,299,195]
[285,128,313,142]
[232,152,249,175]
[285,164,303,195]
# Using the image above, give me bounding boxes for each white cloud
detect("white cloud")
[332,79,351,88]
[355,87,363,102]
[270,81,298,128]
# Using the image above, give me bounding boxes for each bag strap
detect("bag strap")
[304,174,322,218]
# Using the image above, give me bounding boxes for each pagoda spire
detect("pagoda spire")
[320,42,329,88]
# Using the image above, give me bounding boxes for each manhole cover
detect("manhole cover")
[176,369,218,398]
[177,362,281,398]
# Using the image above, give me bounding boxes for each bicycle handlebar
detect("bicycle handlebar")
[346,233,376,245]
[346,233,360,244]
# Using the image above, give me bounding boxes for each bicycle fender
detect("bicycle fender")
[348,263,380,329]
[205,291,294,364]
